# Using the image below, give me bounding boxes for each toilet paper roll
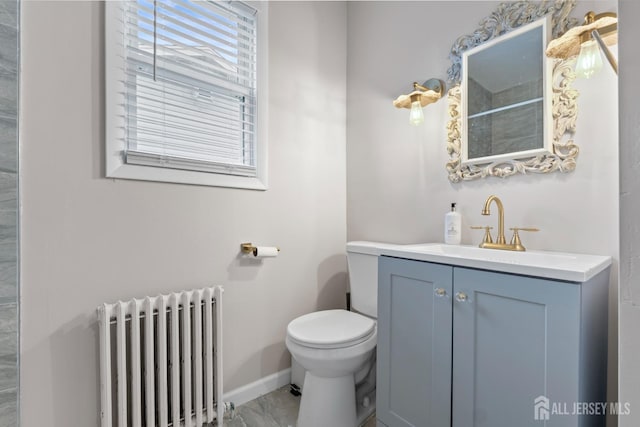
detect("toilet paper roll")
[252,246,279,258]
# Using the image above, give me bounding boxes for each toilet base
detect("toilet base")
[356,389,376,426]
[355,358,376,425]
[297,373,356,427]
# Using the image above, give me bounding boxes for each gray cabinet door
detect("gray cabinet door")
[452,267,581,427]
[377,256,453,427]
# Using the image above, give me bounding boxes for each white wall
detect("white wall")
[19,1,347,426]
[618,0,640,425]
[347,0,619,421]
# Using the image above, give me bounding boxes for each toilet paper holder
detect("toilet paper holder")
[241,242,280,255]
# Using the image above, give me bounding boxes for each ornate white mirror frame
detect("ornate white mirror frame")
[446,0,580,182]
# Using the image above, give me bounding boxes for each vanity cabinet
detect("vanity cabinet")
[376,256,609,427]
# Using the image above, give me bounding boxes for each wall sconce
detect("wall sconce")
[393,78,445,126]
[546,11,618,78]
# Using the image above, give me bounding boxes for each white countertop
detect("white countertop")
[348,241,612,282]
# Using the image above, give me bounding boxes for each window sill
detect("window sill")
[106,163,267,190]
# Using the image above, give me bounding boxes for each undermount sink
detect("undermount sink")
[369,242,611,282]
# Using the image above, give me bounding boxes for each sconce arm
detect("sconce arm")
[591,29,618,75]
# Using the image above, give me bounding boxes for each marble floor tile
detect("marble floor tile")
[362,413,376,427]
[0,388,16,427]
[224,385,377,427]
[226,386,299,427]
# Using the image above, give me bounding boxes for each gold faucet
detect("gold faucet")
[476,195,539,251]
[481,195,506,245]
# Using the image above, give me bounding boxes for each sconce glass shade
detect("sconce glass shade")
[409,100,424,126]
[575,39,603,79]
[393,78,445,126]
[546,11,617,76]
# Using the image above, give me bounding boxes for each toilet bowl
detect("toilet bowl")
[286,241,386,427]
[286,309,377,427]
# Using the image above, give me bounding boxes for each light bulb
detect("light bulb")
[409,100,424,126]
[575,39,603,79]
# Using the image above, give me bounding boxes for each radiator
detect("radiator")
[97,286,224,427]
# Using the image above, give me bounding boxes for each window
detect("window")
[106,0,268,189]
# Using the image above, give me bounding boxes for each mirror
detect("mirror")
[446,0,580,182]
[465,18,549,163]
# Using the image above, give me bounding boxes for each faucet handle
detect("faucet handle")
[509,227,539,233]
[509,227,539,251]
[471,226,494,245]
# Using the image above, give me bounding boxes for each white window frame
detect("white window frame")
[105,0,268,190]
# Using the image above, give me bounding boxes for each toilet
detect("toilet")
[286,241,383,427]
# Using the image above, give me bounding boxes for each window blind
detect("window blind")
[121,0,258,177]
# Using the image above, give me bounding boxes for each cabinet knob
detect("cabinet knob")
[455,292,469,302]
[435,288,447,297]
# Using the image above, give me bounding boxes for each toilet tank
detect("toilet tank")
[347,241,389,318]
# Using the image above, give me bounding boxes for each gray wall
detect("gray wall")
[346,1,619,424]
[0,0,18,426]
[15,1,635,426]
[618,0,640,425]
[19,1,347,426]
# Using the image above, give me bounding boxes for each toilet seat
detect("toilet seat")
[287,309,376,349]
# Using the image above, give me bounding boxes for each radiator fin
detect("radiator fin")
[98,286,223,427]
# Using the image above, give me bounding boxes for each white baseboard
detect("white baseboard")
[223,368,292,407]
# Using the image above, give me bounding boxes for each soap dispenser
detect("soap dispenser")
[444,203,461,244]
